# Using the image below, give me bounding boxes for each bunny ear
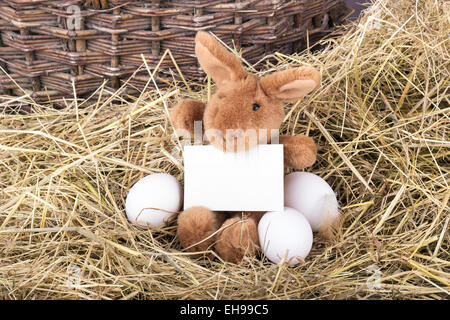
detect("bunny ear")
[260,67,321,101]
[195,31,247,86]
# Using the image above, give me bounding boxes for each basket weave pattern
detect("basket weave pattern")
[0,0,348,101]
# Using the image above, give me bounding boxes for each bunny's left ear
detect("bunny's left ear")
[195,31,247,87]
[260,67,321,101]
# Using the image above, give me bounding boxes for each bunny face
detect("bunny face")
[195,32,321,152]
[204,74,284,152]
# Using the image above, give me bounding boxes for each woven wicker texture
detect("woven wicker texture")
[0,0,349,101]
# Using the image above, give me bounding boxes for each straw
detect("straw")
[0,0,448,299]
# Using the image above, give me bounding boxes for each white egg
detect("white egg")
[125,173,183,229]
[258,207,313,266]
[284,172,339,235]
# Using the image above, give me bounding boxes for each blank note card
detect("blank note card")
[183,144,284,212]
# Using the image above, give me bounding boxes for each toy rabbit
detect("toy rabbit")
[170,31,321,263]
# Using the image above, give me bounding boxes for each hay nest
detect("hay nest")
[1,0,449,299]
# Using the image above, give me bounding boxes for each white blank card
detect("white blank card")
[183,144,284,211]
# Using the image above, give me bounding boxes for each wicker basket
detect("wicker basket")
[0,0,349,102]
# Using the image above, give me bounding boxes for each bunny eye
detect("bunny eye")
[252,103,260,111]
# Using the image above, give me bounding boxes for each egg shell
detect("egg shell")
[284,172,339,232]
[258,207,313,266]
[125,173,183,228]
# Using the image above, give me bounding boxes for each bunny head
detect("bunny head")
[195,31,321,152]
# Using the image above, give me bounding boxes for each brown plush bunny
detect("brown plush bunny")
[170,31,321,263]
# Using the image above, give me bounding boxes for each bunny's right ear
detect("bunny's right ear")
[195,31,247,87]
[260,67,321,101]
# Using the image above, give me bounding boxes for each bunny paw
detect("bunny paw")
[280,135,317,169]
[177,206,222,255]
[170,99,206,136]
[215,216,260,263]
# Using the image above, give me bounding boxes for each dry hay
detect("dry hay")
[0,0,449,299]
